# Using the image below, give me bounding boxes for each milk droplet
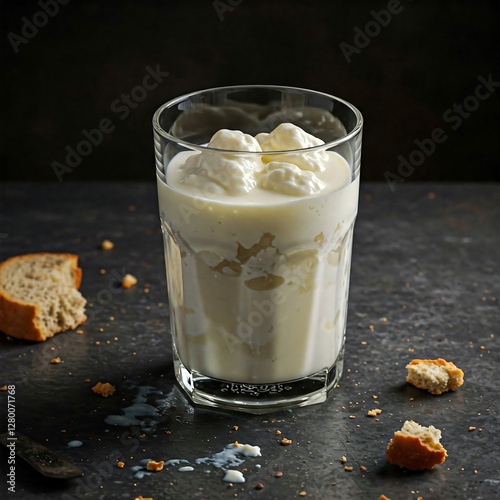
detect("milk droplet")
[223,470,245,483]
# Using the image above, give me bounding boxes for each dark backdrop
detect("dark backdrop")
[1,0,499,183]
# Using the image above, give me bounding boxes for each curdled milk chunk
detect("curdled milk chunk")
[258,161,325,196]
[208,129,262,152]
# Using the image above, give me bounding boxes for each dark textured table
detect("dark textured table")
[0,182,499,500]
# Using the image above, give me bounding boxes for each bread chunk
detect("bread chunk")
[386,420,447,470]
[0,253,86,341]
[406,358,464,395]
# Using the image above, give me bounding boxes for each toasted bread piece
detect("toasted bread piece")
[406,358,464,395]
[0,253,86,341]
[386,420,447,470]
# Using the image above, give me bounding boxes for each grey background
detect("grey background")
[1,0,499,182]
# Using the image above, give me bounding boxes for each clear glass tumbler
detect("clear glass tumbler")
[153,85,362,413]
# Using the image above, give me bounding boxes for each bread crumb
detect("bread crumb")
[232,425,239,431]
[76,329,84,335]
[276,430,282,435]
[386,420,447,470]
[50,357,62,364]
[146,460,164,471]
[234,440,240,447]
[0,385,7,391]
[349,415,356,419]
[135,496,153,500]
[91,381,116,397]
[367,409,382,417]
[369,325,375,331]
[379,495,391,500]
[299,492,307,497]
[360,465,367,472]
[406,358,464,395]
[280,437,292,446]
[122,273,138,289]
[117,461,125,468]
[344,466,353,472]
[275,471,283,478]
[469,426,476,431]
[83,378,90,383]
[340,455,347,463]
[101,240,114,250]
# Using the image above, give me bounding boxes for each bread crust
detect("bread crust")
[406,358,464,395]
[0,253,85,342]
[386,431,447,470]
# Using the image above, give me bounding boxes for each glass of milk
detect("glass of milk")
[153,85,363,413]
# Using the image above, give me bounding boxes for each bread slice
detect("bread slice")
[386,420,447,470]
[0,253,86,342]
[406,358,464,395]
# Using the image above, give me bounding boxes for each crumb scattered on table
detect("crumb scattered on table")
[146,460,164,471]
[91,381,116,397]
[101,239,114,250]
[122,273,138,289]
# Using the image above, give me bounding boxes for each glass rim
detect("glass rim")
[152,84,363,155]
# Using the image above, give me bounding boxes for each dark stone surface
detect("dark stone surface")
[0,182,499,500]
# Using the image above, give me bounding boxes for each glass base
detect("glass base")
[173,347,344,414]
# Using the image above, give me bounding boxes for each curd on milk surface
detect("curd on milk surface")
[157,123,359,384]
